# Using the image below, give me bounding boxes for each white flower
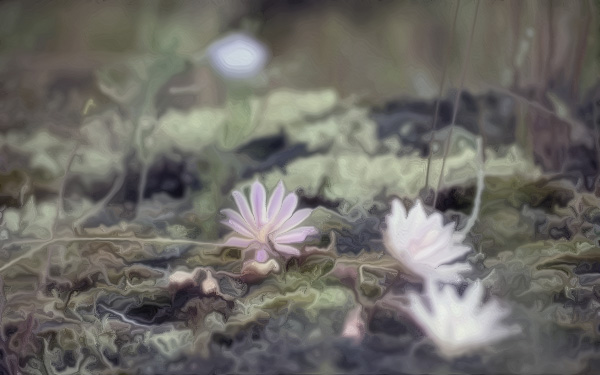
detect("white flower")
[207,33,269,80]
[168,269,199,288]
[341,306,365,343]
[201,270,219,295]
[383,199,471,282]
[222,180,318,260]
[405,281,521,358]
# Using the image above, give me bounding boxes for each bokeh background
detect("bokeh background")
[1,1,600,374]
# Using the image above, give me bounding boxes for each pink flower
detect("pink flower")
[383,199,471,283]
[222,180,318,260]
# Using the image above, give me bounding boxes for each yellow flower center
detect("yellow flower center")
[256,225,270,243]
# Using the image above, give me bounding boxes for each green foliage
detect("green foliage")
[0,25,597,375]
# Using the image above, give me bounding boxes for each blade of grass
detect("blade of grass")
[0,237,224,273]
[424,0,461,197]
[433,0,481,208]
[570,0,593,98]
[53,144,79,236]
[594,98,600,186]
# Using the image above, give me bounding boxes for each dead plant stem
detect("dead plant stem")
[433,0,480,208]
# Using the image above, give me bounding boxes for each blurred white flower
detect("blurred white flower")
[168,269,199,288]
[341,306,365,343]
[222,180,318,260]
[207,33,269,80]
[383,199,471,282]
[241,258,281,282]
[201,270,219,295]
[405,281,520,358]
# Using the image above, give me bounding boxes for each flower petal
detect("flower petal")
[433,261,472,282]
[233,190,256,230]
[255,248,269,262]
[223,236,254,248]
[269,192,298,232]
[428,211,445,229]
[463,280,484,309]
[273,243,301,256]
[250,181,267,227]
[221,220,255,239]
[386,199,411,249]
[408,200,429,231]
[221,208,255,237]
[274,208,313,235]
[267,181,285,221]
[430,243,472,267]
[408,292,432,321]
[410,229,455,263]
[273,226,318,244]
[401,280,519,359]
[390,199,408,222]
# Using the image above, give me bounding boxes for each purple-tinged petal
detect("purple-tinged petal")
[274,208,312,235]
[273,243,301,256]
[232,190,256,230]
[273,226,318,244]
[269,193,298,232]
[267,181,285,221]
[221,220,255,239]
[221,209,255,237]
[255,248,269,263]
[250,181,267,227]
[224,237,254,248]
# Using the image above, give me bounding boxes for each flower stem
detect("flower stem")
[459,137,485,237]
[0,237,222,273]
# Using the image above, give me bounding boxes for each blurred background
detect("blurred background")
[2,1,597,99]
[1,1,600,374]
[1,1,599,174]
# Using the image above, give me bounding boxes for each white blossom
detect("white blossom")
[405,281,520,358]
[207,33,269,80]
[383,199,471,282]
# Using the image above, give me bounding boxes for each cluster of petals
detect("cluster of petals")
[383,199,472,283]
[404,281,521,358]
[221,180,318,261]
[207,33,269,80]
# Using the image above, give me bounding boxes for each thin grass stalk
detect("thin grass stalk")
[423,0,461,196]
[433,0,481,208]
